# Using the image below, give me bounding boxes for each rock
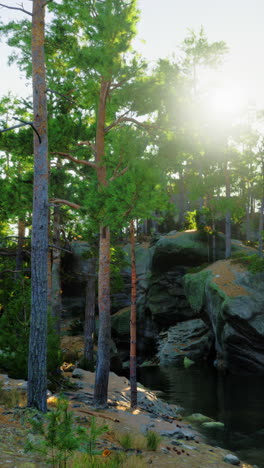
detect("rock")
[161,447,170,454]
[146,270,196,327]
[202,421,225,429]
[160,427,195,439]
[184,263,264,374]
[111,307,130,340]
[72,368,84,379]
[223,453,240,465]
[187,413,213,424]
[157,319,213,366]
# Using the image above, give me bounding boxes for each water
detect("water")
[137,365,264,467]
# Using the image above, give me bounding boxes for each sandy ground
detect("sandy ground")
[0,367,255,468]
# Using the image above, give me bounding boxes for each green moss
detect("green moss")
[231,253,264,273]
[184,270,212,313]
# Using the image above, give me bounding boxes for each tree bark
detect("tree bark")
[245,195,251,242]
[178,170,185,229]
[93,225,111,407]
[27,0,49,412]
[258,158,264,258]
[15,217,25,280]
[84,258,96,364]
[224,161,231,259]
[51,206,61,335]
[130,219,137,409]
[93,79,111,407]
[258,196,264,258]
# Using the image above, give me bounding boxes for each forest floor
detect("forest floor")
[0,369,255,468]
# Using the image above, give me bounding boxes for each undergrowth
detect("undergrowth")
[231,253,264,273]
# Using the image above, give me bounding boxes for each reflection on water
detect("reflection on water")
[137,365,264,467]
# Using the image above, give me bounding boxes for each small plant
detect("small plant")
[71,451,127,468]
[78,356,95,372]
[119,432,132,450]
[25,396,82,467]
[79,416,109,457]
[0,388,23,408]
[145,431,161,451]
[231,253,264,273]
[67,319,84,336]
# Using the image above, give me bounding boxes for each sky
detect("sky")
[0,0,264,110]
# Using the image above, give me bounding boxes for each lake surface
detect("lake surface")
[137,365,264,468]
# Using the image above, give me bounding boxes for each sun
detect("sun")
[209,85,245,116]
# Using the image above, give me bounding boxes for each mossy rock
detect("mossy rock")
[111,306,130,337]
[187,413,213,424]
[202,421,225,430]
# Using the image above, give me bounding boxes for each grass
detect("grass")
[145,431,161,451]
[113,430,147,451]
[0,388,26,408]
[70,452,147,468]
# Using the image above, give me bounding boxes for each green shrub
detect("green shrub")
[0,278,62,381]
[25,396,81,467]
[184,210,197,230]
[145,431,161,451]
[118,432,132,450]
[78,356,95,372]
[231,253,264,273]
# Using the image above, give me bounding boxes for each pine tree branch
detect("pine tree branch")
[50,198,81,210]
[109,166,129,182]
[77,140,96,153]
[46,88,76,105]
[0,268,31,277]
[0,3,32,16]
[122,191,139,218]
[50,151,97,169]
[0,119,41,143]
[104,111,130,133]
[105,115,157,133]
[48,244,72,254]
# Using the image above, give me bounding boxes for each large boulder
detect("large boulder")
[146,270,197,328]
[184,260,264,374]
[157,318,213,366]
[151,230,254,271]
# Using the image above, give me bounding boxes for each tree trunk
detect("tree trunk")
[84,258,96,364]
[15,217,25,280]
[93,79,111,407]
[51,206,61,335]
[27,0,49,412]
[258,196,264,258]
[178,170,185,229]
[225,162,231,259]
[212,216,216,263]
[93,225,111,407]
[258,158,264,258]
[245,195,251,242]
[130,219,137,409]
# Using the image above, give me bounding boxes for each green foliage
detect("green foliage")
[195,207,211,230]
[184,210,197,230]
[231,253,264,273]
[0,278,31,378]
[110,245,126,294]
[145,431,161,451]
[118,432,132,449]
[0,278,62,380]
[78,356,95,372]
[79,416,109,457]
[67,319,84,336]
[25,396,82,468]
